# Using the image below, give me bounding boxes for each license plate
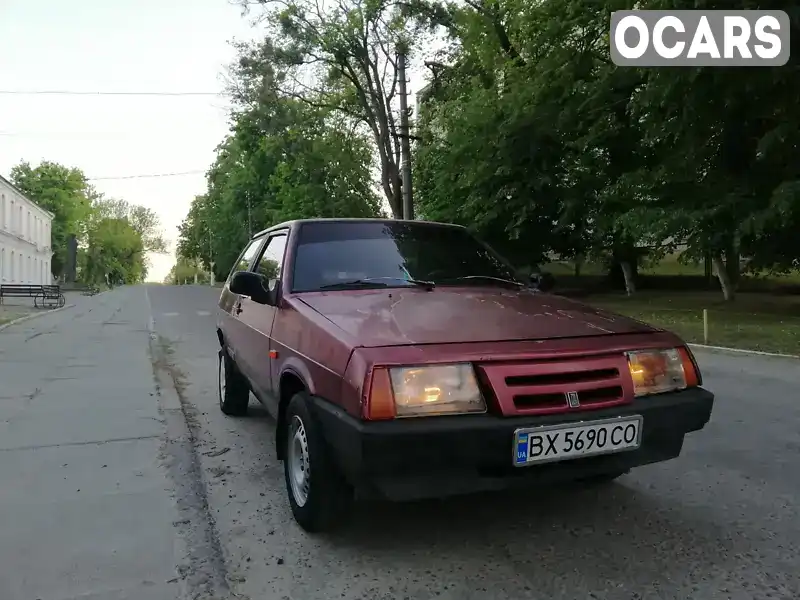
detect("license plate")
[513,416,643,467]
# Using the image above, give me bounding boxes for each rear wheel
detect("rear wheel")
[218,349,250,416]
[283,392,353,532]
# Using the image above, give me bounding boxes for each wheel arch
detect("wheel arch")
[276,369,308,461]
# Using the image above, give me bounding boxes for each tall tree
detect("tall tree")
[234,0,434,217]
[178,99,380,277]
[413,0,800,298]
[91,196,167,253]
[10,161,93,278]
[82,217,146,286]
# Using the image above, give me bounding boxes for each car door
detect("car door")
[237,231,288,416]
[219,236,266,372]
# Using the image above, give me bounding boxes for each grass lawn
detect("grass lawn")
[545,252,800,283]
[586,291,800,356]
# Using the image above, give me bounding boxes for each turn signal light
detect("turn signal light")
[364,367,396,420]
[678,346,700,387]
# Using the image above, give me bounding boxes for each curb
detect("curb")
[688,343,799,360]
[0,304,76,332]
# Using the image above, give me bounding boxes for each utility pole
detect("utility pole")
[397,44,414,221]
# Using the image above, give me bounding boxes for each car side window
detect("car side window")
[228,238,264,282]
[254,233,288,280]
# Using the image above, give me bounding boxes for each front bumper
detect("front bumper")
[309,387,714,500]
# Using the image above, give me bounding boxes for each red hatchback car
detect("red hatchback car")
[216,219,714,532]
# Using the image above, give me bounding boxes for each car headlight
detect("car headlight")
[626,347,700,397]
[365,363,486,419]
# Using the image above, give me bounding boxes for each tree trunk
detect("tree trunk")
[725,241,740,289]
[620,261,636,296]
[712,253,735,301]
[574,255,583,277]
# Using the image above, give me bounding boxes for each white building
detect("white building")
[0,174,54,285]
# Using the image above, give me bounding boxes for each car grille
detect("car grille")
[476,355,632,416]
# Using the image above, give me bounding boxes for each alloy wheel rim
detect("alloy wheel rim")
[288,415,311,507]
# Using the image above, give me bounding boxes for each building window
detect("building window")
[0,248,4,280]
[0,193,5,230]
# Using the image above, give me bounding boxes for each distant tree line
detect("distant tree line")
[11,161,166,286]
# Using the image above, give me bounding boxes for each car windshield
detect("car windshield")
[291,221,520,292]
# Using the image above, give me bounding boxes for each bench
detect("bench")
[0,284,65,309]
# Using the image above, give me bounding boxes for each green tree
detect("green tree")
[91,197,167,253]
[10,161,93,278]
[620,1,800,298]
[234,0,435,217]
[82,217,146,286]
[178,99,380,278]
[166,257,208,285]
[413,0,800,298]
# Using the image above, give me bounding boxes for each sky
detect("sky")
[0,0,259,281]
[0,0,432,282]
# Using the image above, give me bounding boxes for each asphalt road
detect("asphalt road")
[2,284,798,600]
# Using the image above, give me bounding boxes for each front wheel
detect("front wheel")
[283,392,353,532]
[218,349,250,416]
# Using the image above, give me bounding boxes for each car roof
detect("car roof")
[252,218,467,240]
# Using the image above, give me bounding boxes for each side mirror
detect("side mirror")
[230,271,279,306]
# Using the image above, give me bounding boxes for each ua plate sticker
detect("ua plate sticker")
[515,433,529,464]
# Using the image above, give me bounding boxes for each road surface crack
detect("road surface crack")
[0,434,161,453]
[148,331,245,600]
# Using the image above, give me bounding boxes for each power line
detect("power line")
[88,170,206,181]
[0,131,171,138]
[0,129,224,139]
[0,90,221,97]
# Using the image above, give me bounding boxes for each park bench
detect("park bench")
[0,284,66,309]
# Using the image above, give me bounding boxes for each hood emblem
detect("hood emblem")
[566,391,580,408]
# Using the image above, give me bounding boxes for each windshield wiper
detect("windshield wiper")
[440,275,524,288]
[319,276,435,290]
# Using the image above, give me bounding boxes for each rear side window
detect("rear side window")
[227,238,263,281]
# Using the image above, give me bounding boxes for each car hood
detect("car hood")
[297,287,657,347]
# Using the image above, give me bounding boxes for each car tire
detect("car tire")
[283,392,353,533]
[218,348,250,416]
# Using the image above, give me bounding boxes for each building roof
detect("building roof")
[0,173,56,219]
